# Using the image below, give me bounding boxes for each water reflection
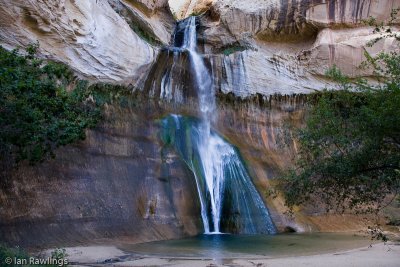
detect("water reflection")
[121,233,372,259]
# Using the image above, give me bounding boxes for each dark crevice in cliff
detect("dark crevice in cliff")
[108,0,163,46]
[216,92,309,111]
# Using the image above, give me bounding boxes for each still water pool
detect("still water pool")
[120,233,373,259]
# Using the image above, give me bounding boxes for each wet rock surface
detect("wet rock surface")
[0,102,203,248]
[0,90,387,247]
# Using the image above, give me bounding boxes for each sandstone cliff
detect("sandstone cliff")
[0,98,203,247]
[1,0,399,247]
[198,0,400,96]
[170,0,214,19]
[0,93,379,247]
[1,0,398,95]
[0,0,175,84]
[208,0,399,41]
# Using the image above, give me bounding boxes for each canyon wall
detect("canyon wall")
[0,0,175,83]
[0,0,399,247]
[0,100,203,248]
[0,91,305,247]
[198,0,400,96]
[0,93,376,247]
[0,0,398,94]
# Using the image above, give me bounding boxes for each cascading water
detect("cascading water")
[161,17,276,234]
[161,115,276,234]
[181,17,216,123]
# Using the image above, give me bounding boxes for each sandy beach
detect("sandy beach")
[47,240,400,267]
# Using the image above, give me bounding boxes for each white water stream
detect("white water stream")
[161,17,276,234]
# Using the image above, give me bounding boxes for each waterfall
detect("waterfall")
[182,17,216,123]
[161,115,276,234]
[161,17,276,234]
[184,16,222,233]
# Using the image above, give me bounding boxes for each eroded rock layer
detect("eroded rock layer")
[196,0,400,96]
[0,100,203,247]
[0,0,175,83]
[1,0,399,94]
[209,0,400,41]
[0,92,379,247]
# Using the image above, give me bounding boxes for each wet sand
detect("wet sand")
[42,236,400,266]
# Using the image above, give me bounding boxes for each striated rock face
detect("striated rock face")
[307,0,400,27]
[1,0,398,94]
[0,101,203,248]
[206,26,399,96]
[169,0,214,19]
[0,91,299,247]
[0,94,375,247]
[129,0,170,12]
[307,26,400,77]
[215,96,306,232]
[196,0,400,96]
[208,0,400,42]
[0,0,174,83]
[209,45,328,96]
[109,0,175,45]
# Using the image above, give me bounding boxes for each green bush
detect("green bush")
[280,12,400,212]
[281,56,400,213]
[0,43,100,170]
[221,44,247,56]
[0,244,29,267]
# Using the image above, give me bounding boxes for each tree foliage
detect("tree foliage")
[281,20,400,212]
[0,43,99,171]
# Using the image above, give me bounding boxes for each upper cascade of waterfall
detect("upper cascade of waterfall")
[170,17,216,121]
[172,16,197,50]
[182,16,197,51]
